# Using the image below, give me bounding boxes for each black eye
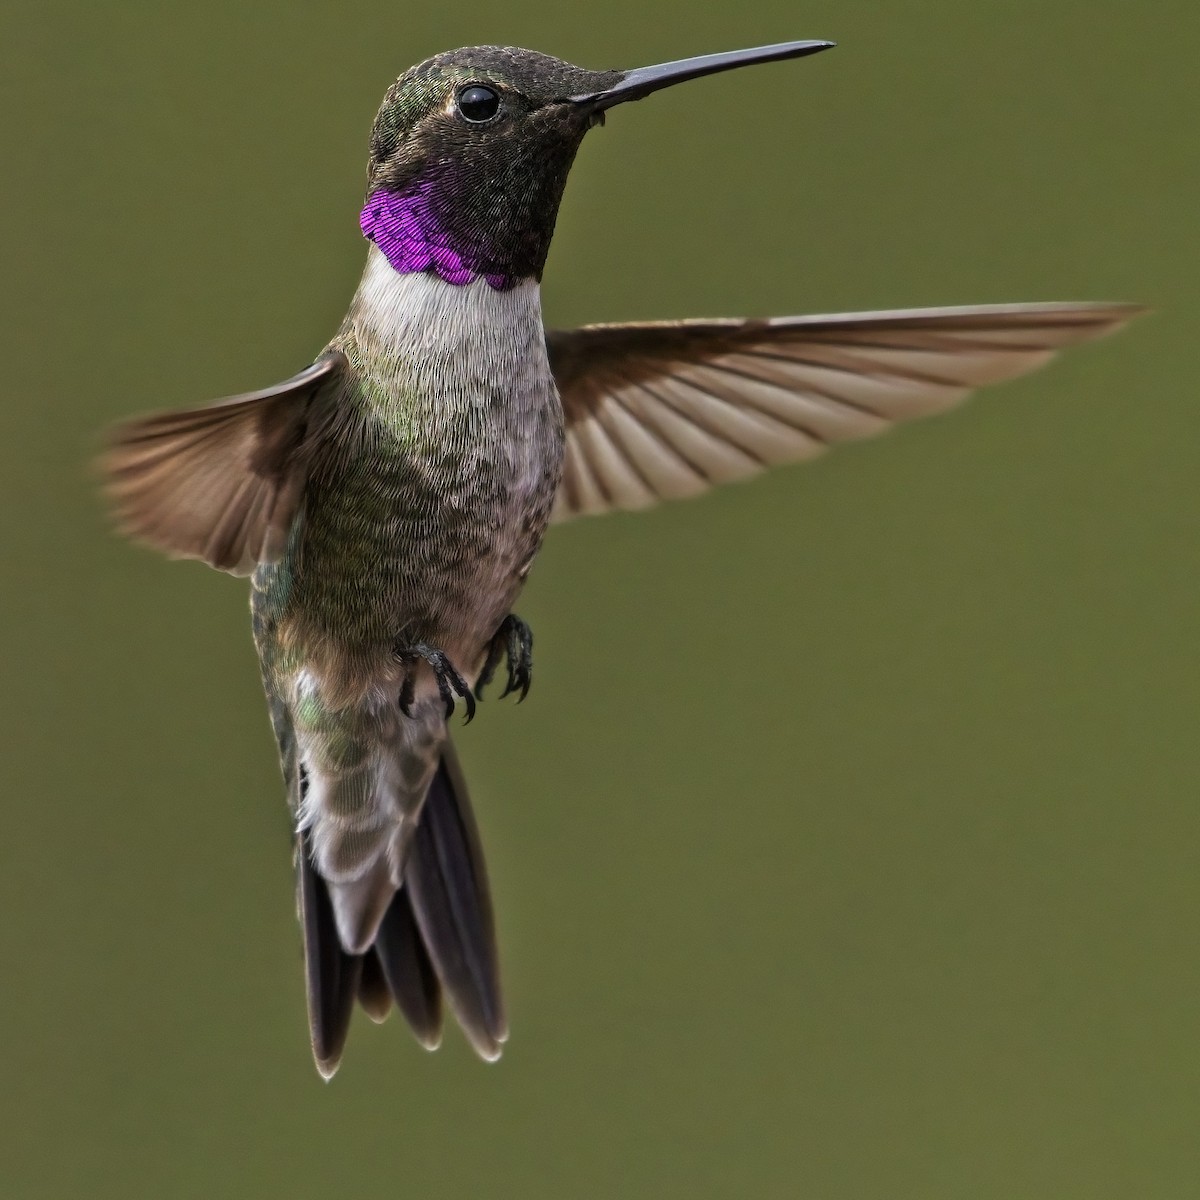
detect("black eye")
[456,84,501,123]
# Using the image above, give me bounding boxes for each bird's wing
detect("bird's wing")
[546,303,1142,521]
[101,352,346,575]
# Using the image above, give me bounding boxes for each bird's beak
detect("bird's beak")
[569,40,835,112]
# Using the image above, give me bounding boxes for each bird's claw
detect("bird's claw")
[394,641,476,723]
[475,614,533,703]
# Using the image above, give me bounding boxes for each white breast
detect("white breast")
[354,246,551,411]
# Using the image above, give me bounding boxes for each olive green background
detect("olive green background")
[2,3,1195,1197]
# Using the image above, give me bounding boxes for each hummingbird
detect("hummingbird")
[102,39,1140,1078]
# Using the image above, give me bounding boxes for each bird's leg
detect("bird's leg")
[394,641,476,723]
[475,614,533,703]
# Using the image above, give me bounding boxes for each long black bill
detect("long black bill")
[571,40,835,111]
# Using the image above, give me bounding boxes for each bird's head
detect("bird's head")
[360,41,834,289]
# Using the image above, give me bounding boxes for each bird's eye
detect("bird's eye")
[456,85,501,123]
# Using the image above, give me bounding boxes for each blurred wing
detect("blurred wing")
[547,303,1142,521]
[102,353,345,575]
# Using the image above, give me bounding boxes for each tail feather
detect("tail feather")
[295,739,504,1075]
[375,888,443,1049]
[406,743,507,1060]
[356,950,393,1024]
[298,826,362,1080]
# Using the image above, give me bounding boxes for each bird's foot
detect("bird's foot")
[475,614,533,703]
[394,641,475,723]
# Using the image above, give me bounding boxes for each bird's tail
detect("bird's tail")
[294,736,506,1078]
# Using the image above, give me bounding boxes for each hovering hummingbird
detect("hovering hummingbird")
[103,39,1140,1077]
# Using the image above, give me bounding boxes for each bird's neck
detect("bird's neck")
[343,246,550,426]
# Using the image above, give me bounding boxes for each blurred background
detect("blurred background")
[2,2,1196,1197]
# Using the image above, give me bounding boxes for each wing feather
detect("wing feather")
[548,303,1143,521]
[101,353,345,574]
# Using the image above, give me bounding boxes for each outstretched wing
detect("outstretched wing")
[101,352,346,575]
[547,303,1142,521]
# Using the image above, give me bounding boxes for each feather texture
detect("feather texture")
[374,888,443,1050]
[547,303,1143,520]
[296,740,501,1074]
[297,827,362,1080]
[356,949,394,1024]
[406,743,506,1061]
[102,354,344,574]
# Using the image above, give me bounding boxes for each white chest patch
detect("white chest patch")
[354,246,548,385]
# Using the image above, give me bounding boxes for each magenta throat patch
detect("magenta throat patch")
[360,188,515,290]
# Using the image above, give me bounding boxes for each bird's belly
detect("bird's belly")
[278,418,562,705]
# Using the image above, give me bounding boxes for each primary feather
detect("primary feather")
[548,303,1142,519]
